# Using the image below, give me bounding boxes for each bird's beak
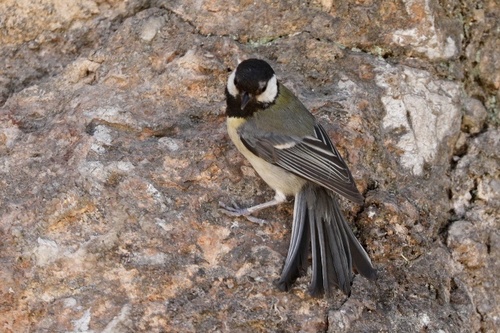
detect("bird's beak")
[241,92,251,110]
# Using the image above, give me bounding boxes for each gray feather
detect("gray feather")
[278,184,376,296]
[239,123,364,204]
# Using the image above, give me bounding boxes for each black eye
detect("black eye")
[261,84,267,92]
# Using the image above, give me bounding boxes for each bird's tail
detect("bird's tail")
[277,184,376,296]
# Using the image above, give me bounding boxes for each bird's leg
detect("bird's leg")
[219,192,287,225]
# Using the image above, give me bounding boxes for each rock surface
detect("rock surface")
[0,1,498,332]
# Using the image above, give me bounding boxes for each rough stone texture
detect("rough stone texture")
[0,0,150,105]
[460,0,500,115]
[0,1,498,332]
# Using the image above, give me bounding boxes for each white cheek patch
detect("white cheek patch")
[227,70,239,97]
[256,75,278,104]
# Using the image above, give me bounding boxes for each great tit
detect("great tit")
[222,58,376,296]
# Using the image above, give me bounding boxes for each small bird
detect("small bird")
[222,58,376,296]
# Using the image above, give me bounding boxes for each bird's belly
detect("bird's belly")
[247,157,306,196]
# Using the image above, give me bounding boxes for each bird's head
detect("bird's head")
[227,59,278,111]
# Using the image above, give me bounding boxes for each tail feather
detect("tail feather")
[277,184,376,296]
[324,200,352,294]
[341,216,378,280]
[277,190,310,292]
[308,217,323,295]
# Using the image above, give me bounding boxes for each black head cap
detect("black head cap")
[234,59,275,94]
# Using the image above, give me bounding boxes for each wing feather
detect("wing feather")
[240,123,364,204]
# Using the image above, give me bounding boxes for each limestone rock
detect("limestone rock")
[0,1,498,332]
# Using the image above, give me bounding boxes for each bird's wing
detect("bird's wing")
[240,123,364,204]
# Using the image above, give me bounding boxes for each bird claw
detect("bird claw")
[218,201,243,213]
[218,201,268,225]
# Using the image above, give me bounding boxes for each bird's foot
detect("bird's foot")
[218,201,267,225]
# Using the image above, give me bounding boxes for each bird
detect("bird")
[221,58,376,296]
